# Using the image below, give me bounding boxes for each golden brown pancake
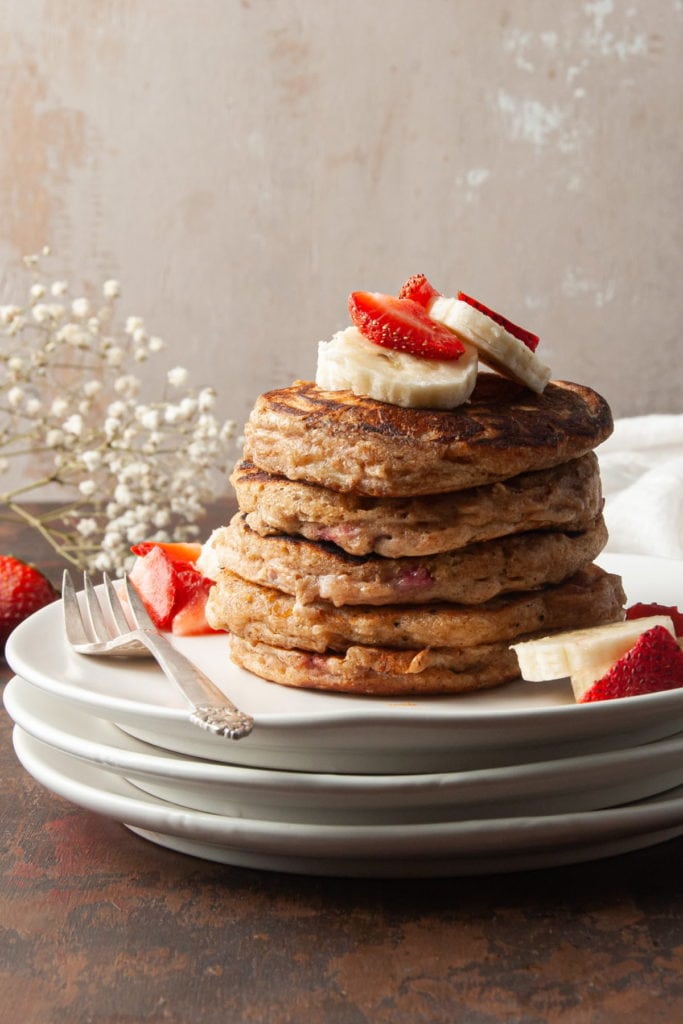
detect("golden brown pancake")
[208,512,608,606]
[231,452,603,557]
[206,564,625,654]
[242,376,613,496]
[228,635,523,695]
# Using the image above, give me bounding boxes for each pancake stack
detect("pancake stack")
[204,374,625,696]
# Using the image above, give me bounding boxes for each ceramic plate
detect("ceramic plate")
[6,554,683,773]
[7,676,683,824]
[13,726,683,877]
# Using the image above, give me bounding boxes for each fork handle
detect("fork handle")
[136,629,254,738]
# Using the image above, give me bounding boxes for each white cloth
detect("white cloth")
[598,415,683,559]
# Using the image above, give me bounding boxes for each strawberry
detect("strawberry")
[457,291,540,352]
[348,291,465,361]
[626,602,683,637]
[398,274,440,308]
[579,626,683,703]
[130,541,202,564]
[128,542,215,634]
[171,578,218,636]
[0,555,58,649]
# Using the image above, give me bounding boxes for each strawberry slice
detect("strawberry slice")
[457,291,540,352]
[131,541,202,564]
[579,626,683,703]
[348,291,465,361]
[398,274,440,308]
[171,578,218,636]
[129,545,179,629]
[626,602,683,637]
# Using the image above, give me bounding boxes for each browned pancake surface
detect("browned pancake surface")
[242,376,613,496]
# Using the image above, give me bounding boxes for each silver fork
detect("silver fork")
[62,571,254,740]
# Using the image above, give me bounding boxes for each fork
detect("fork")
[62,570,254,740]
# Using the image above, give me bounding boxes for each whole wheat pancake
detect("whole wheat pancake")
[229,635,523,695]
[206,564,625,654]
[208,512,608,607]
[242,375,613,496]
[231,452,603,557]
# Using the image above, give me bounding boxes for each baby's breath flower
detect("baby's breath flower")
[167,366,188,388]
[103,279,120,299]
[0,251,237,571]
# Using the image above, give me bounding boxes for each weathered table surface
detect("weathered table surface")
[1,506,682,1024]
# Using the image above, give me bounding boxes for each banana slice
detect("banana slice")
[511,616,676,682]
[316,326,478,409]
[428,296,552,393]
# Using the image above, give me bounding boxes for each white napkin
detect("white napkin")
[597,415,683,559]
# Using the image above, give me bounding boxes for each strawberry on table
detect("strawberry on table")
[348,291,465,361]
[0,555,58,649]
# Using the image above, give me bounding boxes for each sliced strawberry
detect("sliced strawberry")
[171,578,217,636]
[348,291,465,360]
[579,626,683,703]
[626,602,683,637]
[457,291,540,352]
[129,545,179,629]
[397,274,440,308]
[130,541,202,564]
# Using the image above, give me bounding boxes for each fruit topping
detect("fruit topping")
[130,541,203,564]
[397,273,440,308]
[577,626,683,703]
[348,291,465,361]
[626,602,683,636]
[457,291,540,352]
[129,542,217,635]
[0,555,58,650]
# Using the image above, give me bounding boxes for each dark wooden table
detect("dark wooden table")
[1,507,682,1024]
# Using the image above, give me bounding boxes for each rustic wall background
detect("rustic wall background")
[1,0,681,435]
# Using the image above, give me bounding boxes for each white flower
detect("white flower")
[26,398,42,416]
[83,380,102,398]
[46,428,64,447]
[80,450,102,471]
[125,316,144,335]
[76,518,98,537]
[78,479,96,496]
[71,297,90,318]
[0,304,22,324]
[103,279,120,299]
[7,386,24,408]
[30,283,46,299]
[148,335,164,352]
[51,397,70,417]
[106,346,125,367]
[167,366,188,388]
[51,280,68,297]
[63,414,84,436]
[32,303,51,323]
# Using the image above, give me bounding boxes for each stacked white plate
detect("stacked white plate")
[4,553,683,877]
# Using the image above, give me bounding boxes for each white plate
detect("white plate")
[7,676,683,824]
[6,554,683,774]
[12,726,683,877]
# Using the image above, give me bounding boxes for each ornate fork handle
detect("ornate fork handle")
[135,628,254,739]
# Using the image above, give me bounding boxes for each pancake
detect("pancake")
[228,635,523,695]
[242,375,613,496]
[231,452,603,557]
[208,512,609,607]
[206,563,625,654]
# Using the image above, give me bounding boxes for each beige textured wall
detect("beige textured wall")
[1,0,681,427]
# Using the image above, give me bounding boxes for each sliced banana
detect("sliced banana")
[316,326,479,409]
[511,616,675,682]
[428,296,552,393]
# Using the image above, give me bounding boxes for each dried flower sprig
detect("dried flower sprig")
[0,248,236,573]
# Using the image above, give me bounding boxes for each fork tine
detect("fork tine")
[103,572,133,634]
[62,570,92,646]
[82,572,113,643]
[123,575,155,630]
